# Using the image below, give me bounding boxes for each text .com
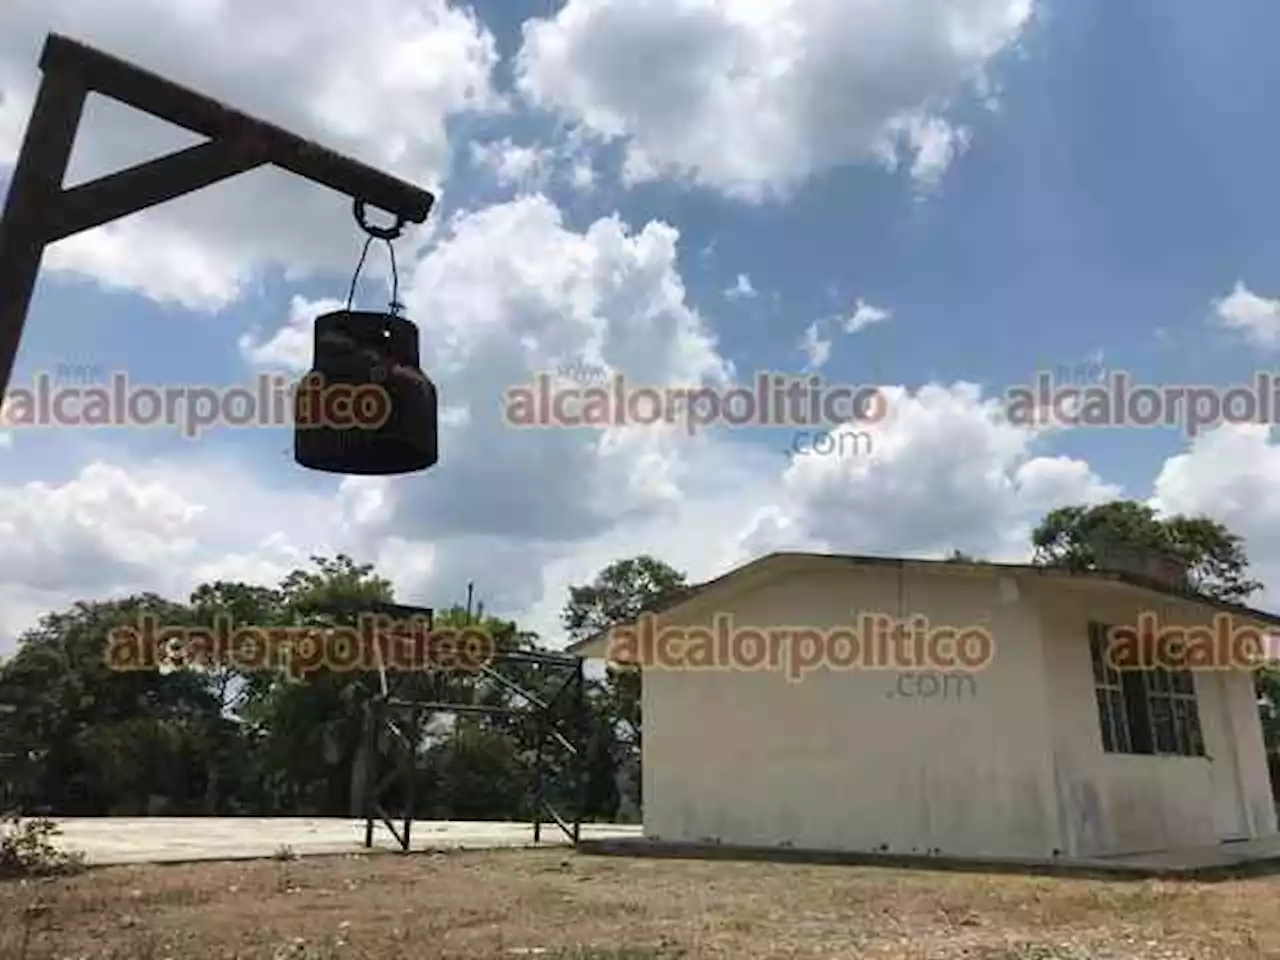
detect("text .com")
[789,429,874,459]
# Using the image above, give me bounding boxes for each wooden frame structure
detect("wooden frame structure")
[0,33,435,398]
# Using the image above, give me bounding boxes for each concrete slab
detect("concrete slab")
[1094,834,1280,876]
[50,818,642,866]
[576,834,1280,881]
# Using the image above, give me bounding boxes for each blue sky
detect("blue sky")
[2,0,1280,648]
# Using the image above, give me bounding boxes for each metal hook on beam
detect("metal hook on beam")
[353,199,406,242]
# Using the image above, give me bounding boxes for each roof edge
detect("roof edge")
[564,551,1280,657]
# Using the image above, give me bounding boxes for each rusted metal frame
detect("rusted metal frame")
[362,648,589,851]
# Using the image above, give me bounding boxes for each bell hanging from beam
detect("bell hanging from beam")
[294,202,438,476]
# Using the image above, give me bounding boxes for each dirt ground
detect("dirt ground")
[0,848,1276,960]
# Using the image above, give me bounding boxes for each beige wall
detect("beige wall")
[639,559,1278,859]
[1033,580,1278,857]
[641,560,1063,858]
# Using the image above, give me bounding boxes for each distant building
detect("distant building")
[571,551,1280,862]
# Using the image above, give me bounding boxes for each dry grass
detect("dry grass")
[0,848,1276,959]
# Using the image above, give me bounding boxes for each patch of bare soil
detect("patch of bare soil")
[0,849,1275,959]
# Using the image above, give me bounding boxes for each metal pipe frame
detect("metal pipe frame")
[0,33,436,398]
[360,645,589,853]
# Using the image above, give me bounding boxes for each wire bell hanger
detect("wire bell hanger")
[346,199,406,315]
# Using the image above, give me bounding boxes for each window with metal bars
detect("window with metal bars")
[1088,621,1204,757]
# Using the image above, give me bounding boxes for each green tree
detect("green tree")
[562,556,689,820]
[0,553,657,825]
[186,580,286,813]
[242,555,394,816]
[0,595,217,814]
[1032,500,1261,602]
[563,556,690,641]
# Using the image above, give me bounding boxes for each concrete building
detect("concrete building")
[570,552,1280,861]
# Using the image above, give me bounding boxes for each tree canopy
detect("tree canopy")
[1031,500,1262,602]
[0,554,674,823]
[2,507,1277,822]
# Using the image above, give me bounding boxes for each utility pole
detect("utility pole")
[0,33,435,399]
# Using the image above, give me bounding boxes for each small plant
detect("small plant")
[273,843,298,861]
[0,812,86,878]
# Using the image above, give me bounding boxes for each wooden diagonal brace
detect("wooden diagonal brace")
[44,138,270,242]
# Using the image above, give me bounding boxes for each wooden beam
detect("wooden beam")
[39,33,434,224]
[0,31,439,399]
[44,138,269,242]
[0,65,88,402]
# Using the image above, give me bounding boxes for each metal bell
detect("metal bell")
[294,309,438,475]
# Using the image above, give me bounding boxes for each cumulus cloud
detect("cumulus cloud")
[469,134,598,194]
[1151,425,1280,609]
[515,0,1035,200]
[14,215,1280,658]
[800,323,833,372]
[724,274,757,300]
[737,383,1119,561]
[844,298,893,333]
[239,194,738,616]
[1213,281,1280,349]
[6,188,1214,653]
[798,297,891,371]
[0,457,344,648]
[470,138,555,190]
[13,2,1280,665]
[0,0,501,310]
[14,388,1280,655]
[231,195,1121,639]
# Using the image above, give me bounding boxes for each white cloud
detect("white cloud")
[800,323,832,371]
[0,457,344,649]
[724,274,757,300]
[1150,425,1280,610]
[568,157,598,191]
[12,3,1280,665]
[239,296,346,373]
[1213,281,1280,349]
[0,0,501,310]
[737,383,1119,561]
[470,138,555,190]
[845,298,893,333]
[239,194,738,621]
[468,129,602,195]
[796,297,891,371]
[15,199,1280,657]
[883,114,974,190]
[515,0,1034,200]
[242,199,1073,639]
[234,196,1135,628]
[14,385,1280,656]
